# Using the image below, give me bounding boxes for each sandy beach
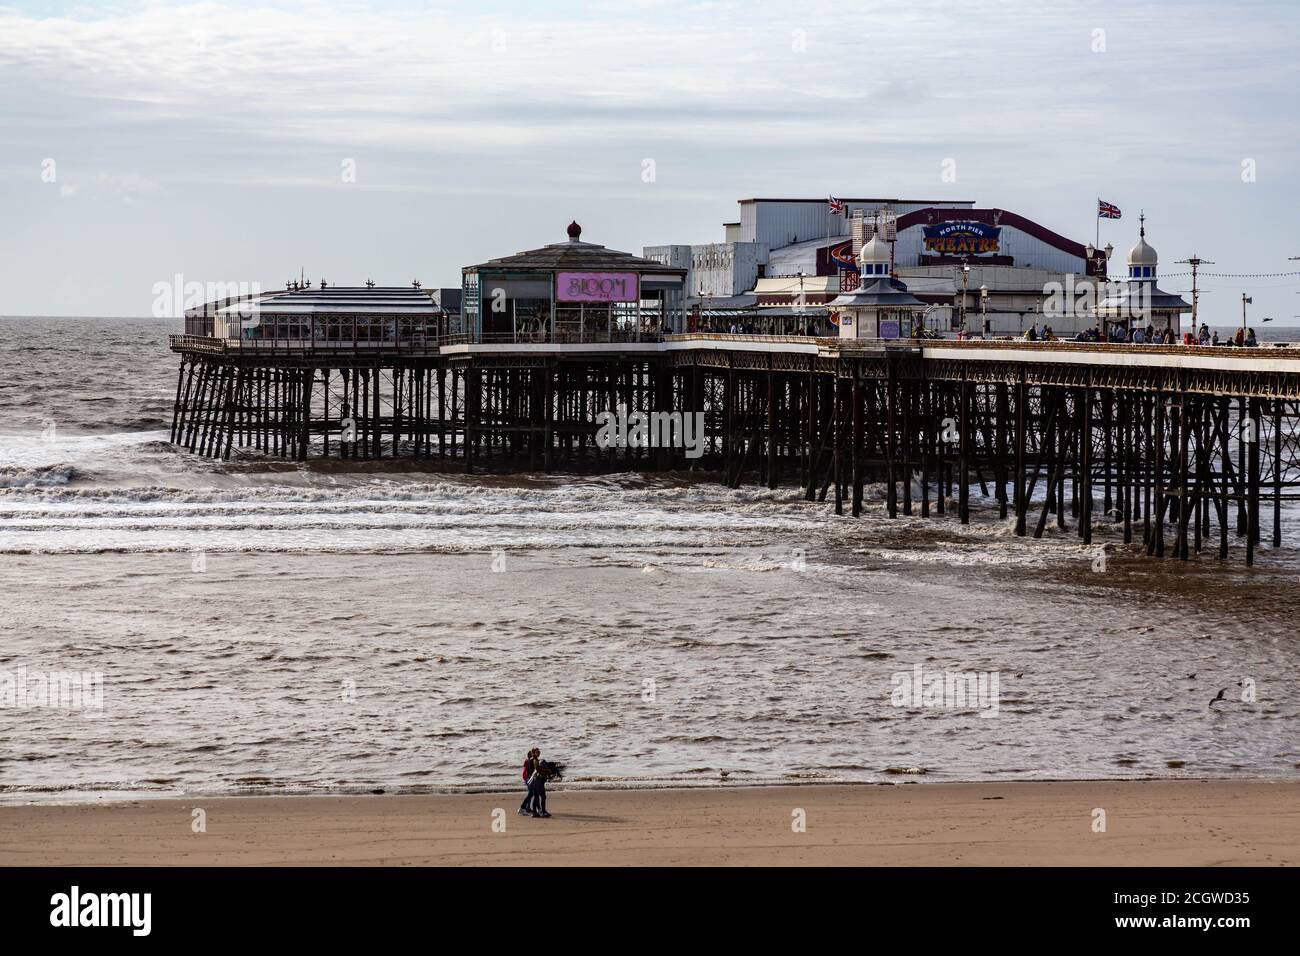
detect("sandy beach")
[2,780,1296,866]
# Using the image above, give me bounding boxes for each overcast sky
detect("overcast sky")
[1,0,1297,322]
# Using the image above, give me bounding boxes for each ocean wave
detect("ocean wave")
[0,464,78,489]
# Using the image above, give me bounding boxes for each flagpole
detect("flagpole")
[1095,197,1100,249]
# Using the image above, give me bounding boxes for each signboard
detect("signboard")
[922,221,1001,256]
[555,272,640,303]
[879,319,900,339]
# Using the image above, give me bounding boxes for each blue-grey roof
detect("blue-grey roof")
[827,277,926,309]
[210,287,442,318]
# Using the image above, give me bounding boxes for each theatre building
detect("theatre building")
[644,195,1157,337]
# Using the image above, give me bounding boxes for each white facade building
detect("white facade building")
[645,195,1178,338]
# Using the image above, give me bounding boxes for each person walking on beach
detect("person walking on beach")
[518,747,539,816]
[525,750,552,818]
[531,765,550,818]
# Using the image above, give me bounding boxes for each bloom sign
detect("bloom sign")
[556,272,639,302]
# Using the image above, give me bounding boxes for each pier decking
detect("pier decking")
[168,332,1300,565]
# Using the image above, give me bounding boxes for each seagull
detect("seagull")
[1208,688,1230,709]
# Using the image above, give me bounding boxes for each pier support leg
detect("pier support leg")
[767,366,778,490]
[1219,395,1230,560]
[1177,389,1191,560]
[887,370,899,519]
[1081,385,1093,546]
[1274,399,1283,548]
[1014,380,1027,536]
[920,377,932,519]
[1152,392,1166,558]
[1248,397,1261,565]
[958,378,970,525]
[851,375,862,517]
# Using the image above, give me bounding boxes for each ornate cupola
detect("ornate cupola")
[566,220,582,242]
[1127,212,1158,281]
[858,234,891,278]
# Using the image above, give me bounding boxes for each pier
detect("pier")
[168,330,1300,566]
[166,222,1300,566]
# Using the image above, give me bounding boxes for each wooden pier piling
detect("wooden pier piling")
[166,335,1300,568]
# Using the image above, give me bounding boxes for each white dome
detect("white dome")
[1127,234,1157,267]
[1127,217,1157,268]
[859,235,890,264]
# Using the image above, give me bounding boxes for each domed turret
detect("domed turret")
[566,220,582,241]
[858,233,891,278]
[1127,213,1157,279]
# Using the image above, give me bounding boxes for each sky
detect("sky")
[1,0,1298,321]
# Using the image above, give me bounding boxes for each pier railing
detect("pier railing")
[171,330,1300,362]
[168,333,447,355]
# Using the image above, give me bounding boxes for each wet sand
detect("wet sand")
[2,780,1297,866]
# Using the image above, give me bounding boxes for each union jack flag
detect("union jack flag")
[828,195,844,215]
[1098,199,1122,219]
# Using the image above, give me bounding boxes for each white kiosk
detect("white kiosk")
[827,235,927,339]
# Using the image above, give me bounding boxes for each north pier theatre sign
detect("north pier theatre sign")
[922,222,1001,256]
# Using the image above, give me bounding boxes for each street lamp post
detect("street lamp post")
[1085,242,1113,338]
[918,303,939,337]
[795,271,807,337]
[959,261,970,334]
[980,284,989,338]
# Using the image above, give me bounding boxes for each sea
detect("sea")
[1,316,1297,804]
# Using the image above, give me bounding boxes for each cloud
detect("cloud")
[93,171,162,202]
[1,1,1293,165]
[0,0,1297,316]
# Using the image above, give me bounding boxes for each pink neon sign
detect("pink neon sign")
[555,272,640,303]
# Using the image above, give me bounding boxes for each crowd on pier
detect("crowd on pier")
[686,316,1263,347]
[1014,322,1259,348]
